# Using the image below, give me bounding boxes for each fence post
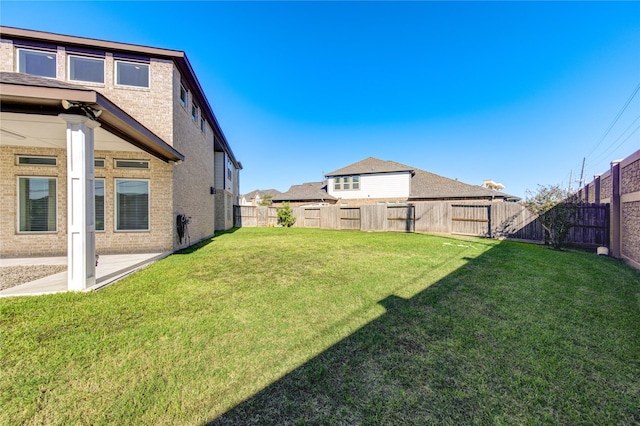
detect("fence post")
[610,161,621,258]
[594,175,601,204]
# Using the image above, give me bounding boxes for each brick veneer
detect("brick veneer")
[0,146,173,257]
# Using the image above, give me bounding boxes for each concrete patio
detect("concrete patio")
[0,252,168,297]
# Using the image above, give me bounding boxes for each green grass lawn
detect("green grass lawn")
[1,228,639,425]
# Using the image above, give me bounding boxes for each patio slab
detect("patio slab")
[0,252,168,297]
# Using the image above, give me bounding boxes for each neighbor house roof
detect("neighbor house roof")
[0,72,184,162]
[326,157,520,201]
[0,26,239,168]
[243,189,282,200]
[325,157,414,176]
[273,182,338,202]
[409,169,519,201]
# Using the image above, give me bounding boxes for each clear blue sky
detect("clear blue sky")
[2,1,639,198]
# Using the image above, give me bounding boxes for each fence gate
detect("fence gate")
[451,205,491,237]
[304,208,321,228]
[387,205,415,232]
[340,207,361,230]
[257,207,268,227]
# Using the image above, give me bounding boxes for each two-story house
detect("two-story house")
[324,157,519,205]
[0,26,241,290]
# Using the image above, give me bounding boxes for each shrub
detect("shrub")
[277,202,296,227]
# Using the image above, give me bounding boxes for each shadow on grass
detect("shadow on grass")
[207,241,639,425]
[174,228,241,255]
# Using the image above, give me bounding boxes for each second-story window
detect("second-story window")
[191,103,199,122]
[180,84,188,108]
[69,55,105,83]
[17,48,56,78]
[115,60,149,88]
[200,116,206,134]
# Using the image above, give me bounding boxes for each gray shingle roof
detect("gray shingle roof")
[326,157,520,201]
[242,189,281,199]
[0,71,93,90]
[272,182,338,202]
[325,157,414,176]
[409,169,517,200]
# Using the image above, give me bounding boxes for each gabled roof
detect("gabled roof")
[325,157,520,201]
[273,182,338,202]
[0,72,184,162]
[0,26,238,168]
[243,189,282,199]
[325,157,414,176]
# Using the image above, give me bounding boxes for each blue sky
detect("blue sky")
[2,1,639,198]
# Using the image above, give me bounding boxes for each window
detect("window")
[95,179,105,232]
[115,179,149,231]
[200,116,206,134]
[191,103,199,122]
[18,177,57,232]
[180,84,188,107]
[94,159,105,168]
[17,155,56,166]
[115,60,149,88]
[227,160,233,182]
[17,48,56,78]
[334,175,360,191]
[115,159,149,169]
[69,55,104,83]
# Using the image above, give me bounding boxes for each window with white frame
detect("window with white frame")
[333,175,360,191]
[69,55,105,83]
[115,179,149,231]
[115,60,149,88]
[180,83,188,108]
[17,48,57,78]
[227,159,233,182]
[95,179,105,232]
[200,116,206,134]
[18,177,57,232]
[191,102,199,122]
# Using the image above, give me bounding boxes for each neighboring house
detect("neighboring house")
[325,157,520,204]
[272,182,338,207]
[0,26,241,290]
[240,189,281,206]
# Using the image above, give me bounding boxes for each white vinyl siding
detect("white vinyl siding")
[327,172,411,199]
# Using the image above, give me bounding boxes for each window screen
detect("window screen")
[69,56,104,83]
[18,49,56,78]
[95,179,105,231]
[116,179,149,231]
[19,177,57,232]
[115,61,149,88]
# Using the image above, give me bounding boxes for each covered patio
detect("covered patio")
[0,72,183,293]
[0,252,168,297]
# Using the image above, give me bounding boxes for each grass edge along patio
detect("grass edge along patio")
[2,228,639,425]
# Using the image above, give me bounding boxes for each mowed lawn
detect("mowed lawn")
[1,228,639,425]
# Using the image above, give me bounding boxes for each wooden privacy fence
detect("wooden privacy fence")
[235,202,610,248]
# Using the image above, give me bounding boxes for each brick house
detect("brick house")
[0,27,241,290]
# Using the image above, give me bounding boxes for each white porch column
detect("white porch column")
[59,114,100,291]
